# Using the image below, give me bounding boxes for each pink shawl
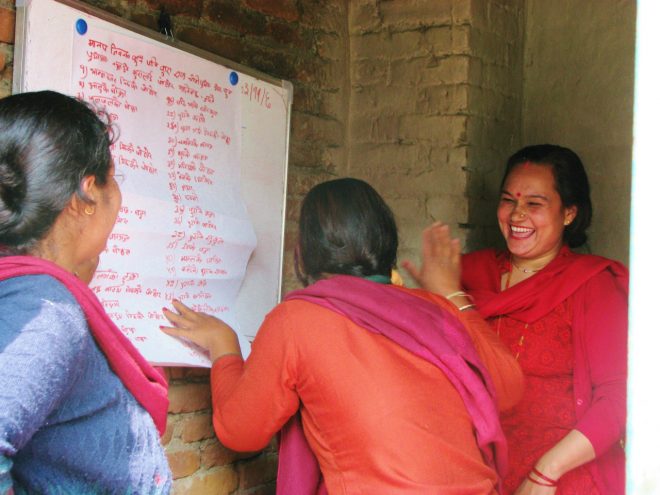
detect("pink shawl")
[276,275,505,495]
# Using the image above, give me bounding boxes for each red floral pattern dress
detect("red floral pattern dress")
[495,274,600,494]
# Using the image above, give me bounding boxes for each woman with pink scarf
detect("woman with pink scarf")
[0,91,169,494]
[163,178,523,494]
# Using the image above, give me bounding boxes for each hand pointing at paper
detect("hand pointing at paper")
[161,300,242,362]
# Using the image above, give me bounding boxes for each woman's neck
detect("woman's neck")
[503,247,562,290]
[510,247,561,274]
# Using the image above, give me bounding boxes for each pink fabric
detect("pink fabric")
[276,275,505,495]
[277,414,328,495]
[0,255,169,435]
[462,247,628,495]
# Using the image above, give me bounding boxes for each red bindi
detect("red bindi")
[515,192,521,197]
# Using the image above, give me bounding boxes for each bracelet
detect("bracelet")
[445,291,474,302]
[529,467,558,487]
[458,303,476,312]
[526,474,555,487]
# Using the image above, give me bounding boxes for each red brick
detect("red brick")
[166,447,201,479]
[292,85,321,114]
[241,46,299,81]
[239,484,276,495]
[205,2,267,35]
[177,28,245,62]
[171,467,239,495]
[168,382,212,413]
[180,413,214,443]
[294,56,324,85]
[0,7,15,44]
[201,439,240,468]
[245,0,299,22]
[144,0,203,17]
[128,13,159,33]
[237,454,278,489]
[265,19,305,48]
[161,415,176,445]
[0,66,13,98]
[167,366,210,381]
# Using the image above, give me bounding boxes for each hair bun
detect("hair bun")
[0,147,28,233]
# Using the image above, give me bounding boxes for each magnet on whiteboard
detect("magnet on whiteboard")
[229,72,239,86]
[76,19,88,35]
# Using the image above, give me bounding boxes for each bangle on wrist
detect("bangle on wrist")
[528,467,558,487]
[445,290,474,302]
[458,303,476,312]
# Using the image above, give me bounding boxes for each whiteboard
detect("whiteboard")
[13,0,291,366]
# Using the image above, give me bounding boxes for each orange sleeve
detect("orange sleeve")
[423,292,524,411]
[210,304,300,452]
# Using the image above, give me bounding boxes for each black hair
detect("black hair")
[297,178,398,285]
[501,144,592,248]
[0,91,115,254]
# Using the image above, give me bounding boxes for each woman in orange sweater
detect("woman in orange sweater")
[163,178,523,494]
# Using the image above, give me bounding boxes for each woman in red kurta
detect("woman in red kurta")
[446,145,627,495]
[162,178,523,494]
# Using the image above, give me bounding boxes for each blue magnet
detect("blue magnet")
[229,71,239,86]
[76,19,88,35]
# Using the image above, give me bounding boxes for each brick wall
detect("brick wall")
[464,0,523,250]
[1,1,349,493]
[0,0,523,492]
[346,0,523,274]
[0,0,630,492]
[0,4,14,95]
[347,0,472,276]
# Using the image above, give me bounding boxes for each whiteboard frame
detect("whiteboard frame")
[13,0,292,349]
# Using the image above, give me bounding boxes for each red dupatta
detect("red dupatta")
[0,255,169,434]
[461,246,628,323]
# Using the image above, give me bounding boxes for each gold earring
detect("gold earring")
[84,205,95,215]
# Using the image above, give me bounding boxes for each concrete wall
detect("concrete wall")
[522,0,635,264]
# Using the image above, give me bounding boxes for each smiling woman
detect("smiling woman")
[0,91,170,493]
[458,144,629,495]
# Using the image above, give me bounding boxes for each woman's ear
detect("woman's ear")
[68,176,98,216]
[564,205,578,226]
[79,175,98,201]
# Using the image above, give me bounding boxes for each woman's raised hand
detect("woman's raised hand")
[401,222,462,297]
[161,299,242,362]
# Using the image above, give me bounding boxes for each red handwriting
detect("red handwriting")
[241,81,271,109]
[77,32,244,348]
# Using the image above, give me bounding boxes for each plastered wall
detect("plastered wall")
[522,0,635,265]
[346,0,524,273]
